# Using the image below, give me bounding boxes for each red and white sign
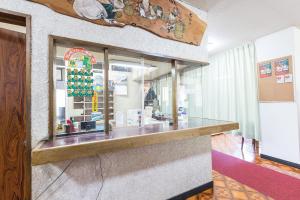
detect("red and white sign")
[64,47,97,64]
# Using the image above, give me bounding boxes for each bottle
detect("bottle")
[67,118,76,133]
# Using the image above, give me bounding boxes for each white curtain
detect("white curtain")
[203,43,260,140]
[181,43,260,140]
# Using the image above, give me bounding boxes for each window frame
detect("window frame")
[48,35,208,139]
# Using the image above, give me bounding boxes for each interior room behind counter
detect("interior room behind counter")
[53,39,205,138]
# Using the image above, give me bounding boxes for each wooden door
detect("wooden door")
[0,28,30,200]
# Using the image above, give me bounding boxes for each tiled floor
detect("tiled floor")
[188,171,272,200]
[187,134,300,200]
[255,156,300,179]
[212,133,300,176]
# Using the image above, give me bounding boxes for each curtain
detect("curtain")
[204,43,260,140]
[181,43,260,140]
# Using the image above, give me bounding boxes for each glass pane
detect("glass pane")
[108,53,144,128]
[178,64,203,122]
[54,45,105,135]
[143,59,173,125]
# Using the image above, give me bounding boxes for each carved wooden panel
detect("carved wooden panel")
[0,28,29,200]
[28,0,207,45]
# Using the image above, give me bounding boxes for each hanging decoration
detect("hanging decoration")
[92,92,98,112]
[64,48,96,97]
[27,0,207,45]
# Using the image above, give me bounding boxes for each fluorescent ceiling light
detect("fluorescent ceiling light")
[109,60,156,69]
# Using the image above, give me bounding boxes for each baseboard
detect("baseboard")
[260,154,300,169]
[168,181,213,200]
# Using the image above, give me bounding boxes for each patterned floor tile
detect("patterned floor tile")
[186,134,292,200]
[188,171,272,200]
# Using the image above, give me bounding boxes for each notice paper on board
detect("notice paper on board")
[259,62,272,78]
[274,58,289,75]
[285,74,293,83]
[276,75,285,84]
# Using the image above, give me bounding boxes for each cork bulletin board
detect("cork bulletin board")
[258,56,294,102]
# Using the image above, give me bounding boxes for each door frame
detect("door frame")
[0,8,31,199]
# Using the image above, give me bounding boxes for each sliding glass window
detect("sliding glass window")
[179,64,204,122]
[51,37,207,138]
[143,59,173,125]
[108,52,144,128]
[54,45,106,136]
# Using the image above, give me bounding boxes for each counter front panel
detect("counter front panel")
[32,118,239,165]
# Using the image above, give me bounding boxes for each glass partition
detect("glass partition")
[179,65,204,122]
[54,45,106,135]
[51,37,206,137]
[143,59,173,125]
[108,53,144,128]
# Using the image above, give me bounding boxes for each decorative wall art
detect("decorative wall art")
[64,48,97,97]
[27,0,207,45]
[92,92,98,112]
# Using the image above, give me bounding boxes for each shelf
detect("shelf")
[73,113,114,117]
[74,101,114,104]
[85,107,113,109]
[73,115,113,117]
[72,93,115,122]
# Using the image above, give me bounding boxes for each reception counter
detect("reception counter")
[32,119,238,200]
[32,119,238,165]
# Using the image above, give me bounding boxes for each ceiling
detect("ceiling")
[182,0,223,11]
[183,0,300,55]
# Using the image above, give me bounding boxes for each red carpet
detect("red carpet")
[212,150,300,200]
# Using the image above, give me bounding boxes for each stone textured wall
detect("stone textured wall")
[0,0,207,147]
[0,1,209,199]
[32,136,212,200]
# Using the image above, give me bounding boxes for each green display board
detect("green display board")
[64,48,96,97]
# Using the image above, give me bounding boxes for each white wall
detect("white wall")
[0,0,208,146]
[255,27,300,164]
[294,28,300,154]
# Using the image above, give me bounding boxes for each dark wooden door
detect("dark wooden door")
[0,28,30,200]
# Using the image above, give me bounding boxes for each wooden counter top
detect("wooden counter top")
[32,119,239,166]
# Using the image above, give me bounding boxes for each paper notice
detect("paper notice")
[284,74,293,83]
[274,58,289,75]
[276,75,285,84]
[116,111,124,128]
[259,62,272,78]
